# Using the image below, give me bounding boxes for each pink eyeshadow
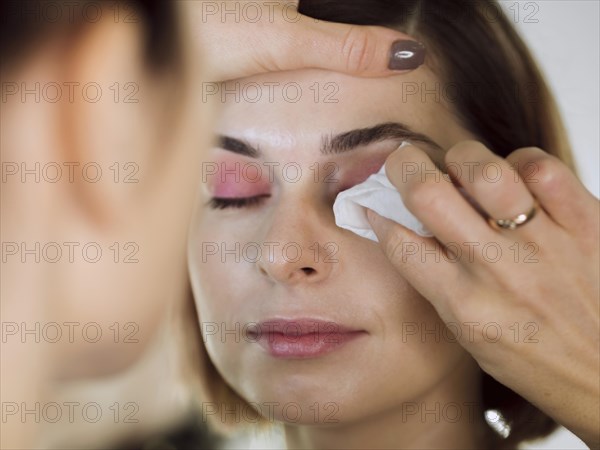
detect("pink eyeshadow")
[338,156,387,190]
[207,157,270,198]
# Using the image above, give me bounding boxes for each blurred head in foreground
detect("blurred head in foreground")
[2,1,215,447]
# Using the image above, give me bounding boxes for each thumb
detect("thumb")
[193,1,427,81]
[287,15,426,77]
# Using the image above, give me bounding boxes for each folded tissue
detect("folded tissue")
[333,142,433,242]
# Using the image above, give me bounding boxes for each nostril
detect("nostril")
[301,267,316,275]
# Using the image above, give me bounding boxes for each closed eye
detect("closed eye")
[207,195,270,210]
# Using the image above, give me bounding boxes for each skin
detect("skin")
[188,67,498,449]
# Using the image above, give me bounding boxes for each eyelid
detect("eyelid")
[205,157,272,199]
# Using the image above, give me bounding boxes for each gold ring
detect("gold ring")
[488,199,539,230]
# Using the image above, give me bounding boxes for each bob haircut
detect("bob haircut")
[187,1,574,448]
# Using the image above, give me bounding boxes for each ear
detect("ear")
[1,2,216,384]
[0,13,162,229]
[57,15,155,225]
[57,10,215,232]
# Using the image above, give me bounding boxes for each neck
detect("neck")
[284,356,490,450]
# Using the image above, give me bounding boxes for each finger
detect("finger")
[192,2,425,81]
[366,208,462,320]
[506,147,600,233]
[295,18,426,76]
[445,141,534,217]
[385,144,498,248]
[445,141,556,237]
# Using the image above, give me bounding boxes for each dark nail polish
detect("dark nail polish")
[388,40,426,71]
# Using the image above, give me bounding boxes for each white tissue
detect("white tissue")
[333,143,433,242]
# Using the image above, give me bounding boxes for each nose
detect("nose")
[256,204,337,286]
[257,241,335,285]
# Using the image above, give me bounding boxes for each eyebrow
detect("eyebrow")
[218,136,260,158]
[217,122,444,158]
[322,122,444,155]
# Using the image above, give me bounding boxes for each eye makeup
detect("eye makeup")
[204,135,444,211]
[207,162,268,194]
[333,154,389,193]
[204,154,272,210]
[328,139,407,197]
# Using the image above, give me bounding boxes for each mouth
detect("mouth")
[247,318,367,359]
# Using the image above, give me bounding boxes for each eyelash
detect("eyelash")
[208,195,270,210]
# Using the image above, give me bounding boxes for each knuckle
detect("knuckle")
[445,141,490,171]
[384,229,407,263]
[511,146,546,159]
[508,146,549,179]
[531,154,565,190]
[404,181,443,215]
[469,160,519,207]
[341,26,377,74]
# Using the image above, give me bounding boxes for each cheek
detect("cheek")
[373,267,468,377]
[191,235,253,326]
[189,230,231,317]
[353,245,445,337]
[191,257,250,379]
[194,259,233,319]
[366,272,470,398]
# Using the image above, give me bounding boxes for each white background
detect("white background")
[505,0,599,199]
[503,1,598,448]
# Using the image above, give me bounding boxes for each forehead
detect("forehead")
[214,67,466,150]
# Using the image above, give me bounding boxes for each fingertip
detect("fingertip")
[384,142,428,185]
[386,141,420,163]
[445,140,491,164]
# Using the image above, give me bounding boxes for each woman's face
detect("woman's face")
[189,67,480,424]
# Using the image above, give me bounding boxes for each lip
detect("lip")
[248,318,367,359]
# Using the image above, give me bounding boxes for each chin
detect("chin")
[240,372,365,423]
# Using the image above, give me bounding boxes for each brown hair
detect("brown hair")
[298,0,574,172]
[1,0,180,72]
[187,0,574,448]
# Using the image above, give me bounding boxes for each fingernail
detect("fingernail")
[388,40,426,71]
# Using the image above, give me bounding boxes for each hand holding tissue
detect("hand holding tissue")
[333,142,433,242]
